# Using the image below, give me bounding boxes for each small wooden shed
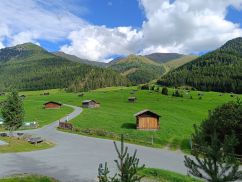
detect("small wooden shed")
[43,101,62,109]
[128,97,136,103]
[134,109,160,130]
[82,100,100,108]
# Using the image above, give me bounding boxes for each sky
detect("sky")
[0,0,242,62]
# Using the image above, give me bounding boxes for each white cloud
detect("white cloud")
[0,0,86,47]
[140,0,242,53]
[61,25,142,61]
[62,0,242,61]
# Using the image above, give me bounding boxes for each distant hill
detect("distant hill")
[0,43,129,91]
[54,52,106,67]
[107,53,196,85]
[145,53,184,64]
[158,37,242,93]
[108,54,166,84]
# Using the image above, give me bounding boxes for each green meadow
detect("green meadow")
[69,87,239,151]
[0,87,240,150]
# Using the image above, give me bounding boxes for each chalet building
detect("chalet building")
[43,101,62,109]
[128,97,136,103]
[82,100,100,108]
[134,109,160,130]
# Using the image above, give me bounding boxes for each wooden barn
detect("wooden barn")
[134,109,160,130]
[82,100,100,108]
[43,101,62,109]
[128,97,136,103]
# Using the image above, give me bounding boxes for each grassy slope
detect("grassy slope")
[68,87,239,151]
[0,175,58,182]
[163,55,198,74]
[139,168,201,182]
[0,137,54,153]
[0,91,73,127]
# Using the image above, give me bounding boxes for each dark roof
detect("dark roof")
[44,101,62,106]
[134,109,160,117]
[82,100,98,104]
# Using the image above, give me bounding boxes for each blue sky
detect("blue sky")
[0,0,242,62]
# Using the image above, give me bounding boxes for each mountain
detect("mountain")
[0,43,129,91]
[107,53,196,85]
[54,52,106,67]
[108,54,166,84]
[0,43,54,63]
[145,53,184,63]
[158,37,242,93]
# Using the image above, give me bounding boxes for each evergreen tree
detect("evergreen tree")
[184,100,242,182]
[161,87,168,95]
[1,91,24,134]
[98,135,145,182]
[184,128,242,181]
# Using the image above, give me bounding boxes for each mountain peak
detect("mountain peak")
[0,42,52,63]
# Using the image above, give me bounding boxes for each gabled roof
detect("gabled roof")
[134,109,160,117]
[82,100,98,103]
[43,101,62,106]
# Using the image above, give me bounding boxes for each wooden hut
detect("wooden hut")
[128,97,136,103]
[43,101,62,109]
[134,109,160,130]
[82,100,100,108]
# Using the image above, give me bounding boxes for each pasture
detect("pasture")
[0,87,239,151]
[68,87,239,151]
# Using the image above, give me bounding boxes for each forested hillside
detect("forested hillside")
[0,43,129,91]
[158,37,242,93]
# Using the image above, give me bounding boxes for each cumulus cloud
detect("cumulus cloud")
[0,0,86,46]
[61,25,142,61]
[140,0,242,54]
[61,0,242,61]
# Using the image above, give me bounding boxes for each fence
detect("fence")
[61,126,167,147]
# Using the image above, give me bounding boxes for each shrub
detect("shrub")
[161,87,168,95]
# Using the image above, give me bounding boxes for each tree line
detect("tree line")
[0,57,129,92]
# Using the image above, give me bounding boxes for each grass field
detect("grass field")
[68,87,239,151]
[139,168,201,182]
[0,137,54,153]
[0,90,73,127]
[0,87,239,151]
[0,174,58,182]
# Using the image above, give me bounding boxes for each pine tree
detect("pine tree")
[98,135,145,182]
[1,91,24,135]
[184,126,242,182]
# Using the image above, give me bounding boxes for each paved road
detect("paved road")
[0,104,188,182]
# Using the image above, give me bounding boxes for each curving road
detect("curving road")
[0,104,188,182]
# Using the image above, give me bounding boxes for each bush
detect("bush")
[140,84,149,90]
[172,90,183,97]
[161,87,168,95]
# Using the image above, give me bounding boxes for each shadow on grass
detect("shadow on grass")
[121,123,136,129]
